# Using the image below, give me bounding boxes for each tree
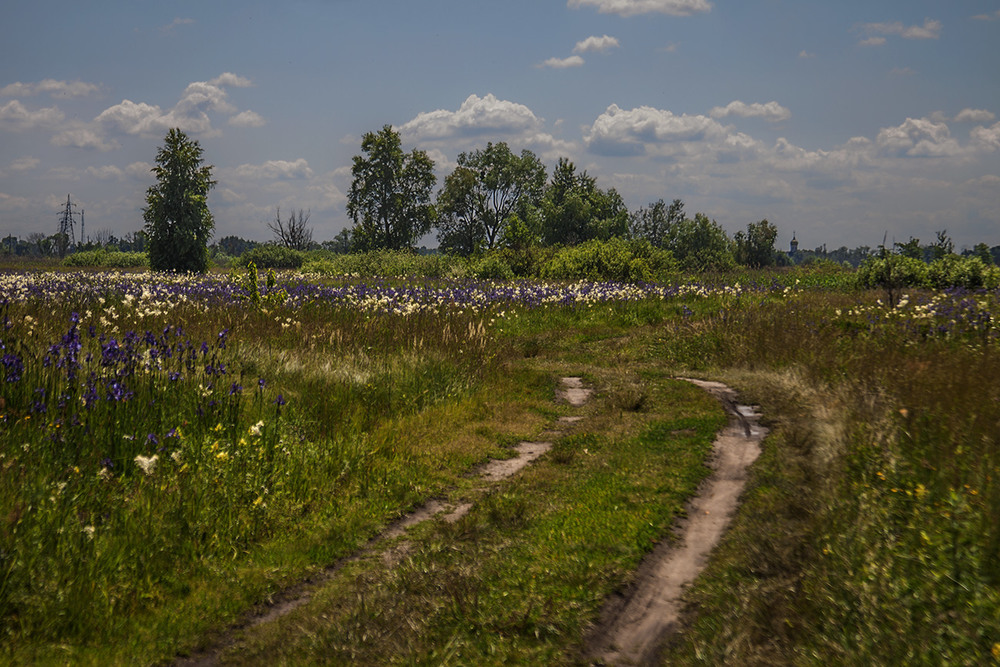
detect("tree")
[435,142,546,255]
[143,128,216,272]
[347,125,436,251]
[895,236,922,260]
[630,198,684,249]
[268,207,314,250]
[667,213,735,272]
[734,218,778,268]
[541,158,628,246]
[931,229,954,260]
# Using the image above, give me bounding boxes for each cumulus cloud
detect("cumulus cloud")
[229,110,266,127]
[573,35,620,53]
[0,79,101,98]
[51,124,120,151]
[88,73,257,142]
[567,0,711,17]
[0,100,65,130]
[400,93,543,140]
[971,122,1000,151]
[954,108,996,123]
[234,159,314,180]
[856,18,942,44]
[709,100,791,122]
[875,117,962,157]
[538,55,586,69]
[584,104,731,156]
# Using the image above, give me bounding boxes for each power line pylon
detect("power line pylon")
[56,194,78,258]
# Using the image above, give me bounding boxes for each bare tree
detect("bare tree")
[267,207,313,250]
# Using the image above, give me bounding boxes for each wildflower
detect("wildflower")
[170,450,183,464]
[83,525,95,540]
[274,394,285,407]
[249,420,264,436]
[134,454,158,475]
[215,451,229,462]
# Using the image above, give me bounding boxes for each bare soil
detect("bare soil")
[585,378,767,665]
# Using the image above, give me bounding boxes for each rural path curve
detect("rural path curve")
[586,378,767,665]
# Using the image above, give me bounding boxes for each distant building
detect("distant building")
[790,233,798,254]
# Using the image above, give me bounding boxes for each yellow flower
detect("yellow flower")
[215,451,229,462]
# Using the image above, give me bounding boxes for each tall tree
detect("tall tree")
[541,158,628,246]
[667,213,735,272]
[143,128,216,272]
[630,198,685,249]
[436,142,546,255]
[347,125,436,251]
[734,218,778,268]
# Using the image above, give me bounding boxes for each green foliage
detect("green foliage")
[241,244,304,269]
[857,252,1000,296]
[541,158,629,246]
[436,142,547,255]
[470,253,515,280]
[629,198,684,249]
[62,249,149,268]
[733,218,778,268]
[540,238,677,282]
[301,250,463,278]
[143,128,216,273]
[667,212,736,272]
[347,125,437,251]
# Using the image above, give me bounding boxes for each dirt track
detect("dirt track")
[586,378,766,665]
[176,376,764,666]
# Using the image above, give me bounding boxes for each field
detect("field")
[1,264,998,664]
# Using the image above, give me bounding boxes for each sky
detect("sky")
[1,0,999,252]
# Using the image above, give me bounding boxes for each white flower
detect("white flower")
[83,525,95,540]
[249,420,265,437]
[134,454,159,476]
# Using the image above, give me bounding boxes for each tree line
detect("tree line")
[9,127,996,273]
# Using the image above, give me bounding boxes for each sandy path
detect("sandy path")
[586,378,766,665]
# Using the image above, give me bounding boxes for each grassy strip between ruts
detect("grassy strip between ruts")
[202,366,725,664]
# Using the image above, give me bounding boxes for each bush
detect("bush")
[540,238,677,282]
[63,250,149,268]
[241,244,304,269]
[856,254,929,291]
[470,254,515,281]
[301,251,464,278]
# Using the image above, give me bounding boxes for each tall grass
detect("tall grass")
[660,286,1000,663]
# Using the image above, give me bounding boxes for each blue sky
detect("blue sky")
[2,0,999,251]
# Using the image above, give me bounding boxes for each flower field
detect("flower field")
[2,267,999,663]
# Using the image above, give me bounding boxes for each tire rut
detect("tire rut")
[174,377,590,666]
[586,378,767,666]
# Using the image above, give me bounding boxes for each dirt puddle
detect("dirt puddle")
[587,378,767,665]
[175,377,587,666]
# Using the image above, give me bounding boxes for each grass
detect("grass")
[2,264,998,664]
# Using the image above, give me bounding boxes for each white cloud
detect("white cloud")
[400,93,543,140]
[87,73,256,142]
[9,156,40,171]
[709,100,791,122]
[971,122,1000,151]
[584,104,729,156]
[875,117,962,157]
[51,123,121,151]
[856,18,942,44]
[973,10,1000,21]
[0,100,64,130]
[0,79,101,98]
[954,108,996,123]
[234,159,314,180]
[573,35,620,54]
[567,0,711,17]
[162,17,195,32]
[798,50,815,58]
[210,72,253,88]
[229,110,266,127]
[538,55,586,69]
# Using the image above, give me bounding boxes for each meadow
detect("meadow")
[1,262,998,664]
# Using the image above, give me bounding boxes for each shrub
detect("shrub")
[540,238,677,282]
[470,254,515,281]
[63,250,149,268]
[241,244,304,269]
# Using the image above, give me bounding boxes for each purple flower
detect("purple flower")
[274,394,285,406]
